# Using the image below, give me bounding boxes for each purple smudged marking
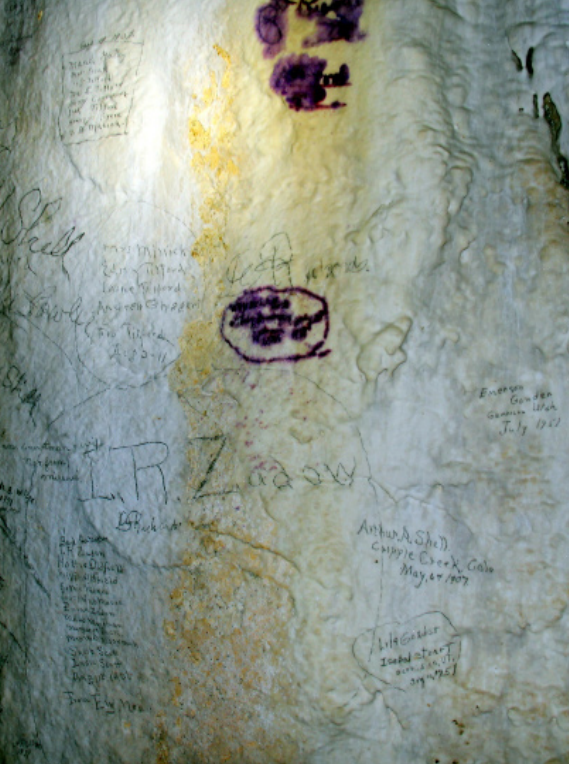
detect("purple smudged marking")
[220,286,331,364]
[254,0,366,57]
[297,0,367,48]
[270,54,349,111]
[255,0,295,59]
[322,63,350,87]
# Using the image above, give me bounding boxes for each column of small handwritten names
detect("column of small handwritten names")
[59,42,142,144]
[58,533,140,711]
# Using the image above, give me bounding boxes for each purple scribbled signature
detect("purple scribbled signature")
[220,286,330,363]
[270,55,349,110]
[297,0,366,47]
[255,0,365,110]
[256,0,294,59]
[256,0,366,57]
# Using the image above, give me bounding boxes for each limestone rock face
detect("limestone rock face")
[1,1,569,762]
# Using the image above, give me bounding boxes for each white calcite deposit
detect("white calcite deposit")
[1,1,569,762]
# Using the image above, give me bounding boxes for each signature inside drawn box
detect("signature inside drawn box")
[221,286,331,363]
[59,41,143,144]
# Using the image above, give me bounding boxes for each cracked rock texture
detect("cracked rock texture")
[1,0,569,762]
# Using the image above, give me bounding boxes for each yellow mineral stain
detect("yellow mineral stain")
[188,118,211,152]
[202,71,218,106]
[176,318,218,383]
[169,587,185,607]
[164,538,301,762]
[163,620,176,640]
[154,719,170,764]
[516,155,569,295]
[179,38,239,387]
[214,44,232,89]
[214,43,231,65]
[201,533,225,555]
[171,676,183,706]
[164,2,379,757]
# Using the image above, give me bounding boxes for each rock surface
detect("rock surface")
[1,0,569,762]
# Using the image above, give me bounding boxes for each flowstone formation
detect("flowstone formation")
[1,1,569,762]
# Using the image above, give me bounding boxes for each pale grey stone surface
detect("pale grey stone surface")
[1,1,569,762]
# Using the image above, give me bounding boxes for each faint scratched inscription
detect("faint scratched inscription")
[225,234,369,293]
[1,363,41,421]
[0,438,172,511]
[59,532,145,714]
[357,519,494,590]
[478,384,561,437]
[305,253,368,284]
[0,0,40,65]
[225,232,293,290]
[255,0,365,110]
[353,611,461,691]
[188,434,355,499]
[0,478,33,515]
[220,286,330,363]
[0,138,85,275]
[59,41,143,144]
[12,236,197,388]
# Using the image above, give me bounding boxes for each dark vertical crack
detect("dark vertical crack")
[543,93,569,189]
[526,47,534,78]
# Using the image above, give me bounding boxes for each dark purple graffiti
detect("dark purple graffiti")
[254,0,365,109]
[297,0,366,47]
[220,286,330,364]
[270,54,349,110]
[255,0,366,55]
[255,0,295,58]
[322,63,350,87]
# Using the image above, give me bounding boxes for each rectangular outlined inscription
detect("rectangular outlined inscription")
[478,384,561,438]
[353,612,461,692]
[59,41,143,144]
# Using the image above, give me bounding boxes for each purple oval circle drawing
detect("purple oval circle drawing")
[220,286,330,363]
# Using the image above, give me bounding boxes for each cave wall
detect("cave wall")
[1,1,569,762]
